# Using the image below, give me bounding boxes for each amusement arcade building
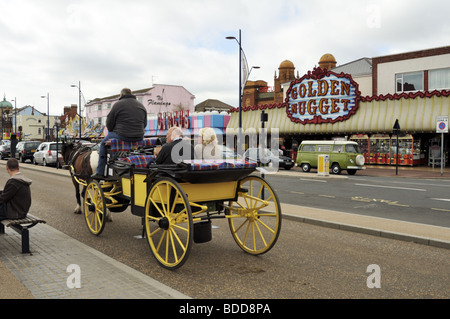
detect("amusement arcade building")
[227,46,450,167]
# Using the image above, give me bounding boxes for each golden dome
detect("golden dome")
[319,53,336,64]
[318,53,337,69]
[279,60,295,69]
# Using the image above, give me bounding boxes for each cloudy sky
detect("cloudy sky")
[1,0,449,116]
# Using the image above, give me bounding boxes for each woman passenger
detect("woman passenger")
[194,127,222,160]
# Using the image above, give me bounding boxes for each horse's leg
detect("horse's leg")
[72,177,82,214]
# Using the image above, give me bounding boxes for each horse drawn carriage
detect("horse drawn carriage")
[63,138,282,269]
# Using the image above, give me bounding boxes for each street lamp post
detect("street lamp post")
[10,98,18,156]
[11,98,17,134]
[71,81,82,141]
[226,30,259,155]
[54,118,61,169]
[41,93,50,142]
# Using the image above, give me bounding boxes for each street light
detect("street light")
[71,81,82,140]
[54,118,61,169]
[41,93,50,141]
[226,29,259,155]
[10,98,17,135]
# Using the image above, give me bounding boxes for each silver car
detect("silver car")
[33,142,63,167]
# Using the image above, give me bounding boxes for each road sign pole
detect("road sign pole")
[436,116,448,177]
[441,132,444,176]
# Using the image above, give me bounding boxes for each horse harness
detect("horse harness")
[67,144,94,183]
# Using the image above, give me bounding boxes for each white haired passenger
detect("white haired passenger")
[194,127,222,160]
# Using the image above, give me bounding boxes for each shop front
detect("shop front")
[146,110,231,142]
[227,67,450,166]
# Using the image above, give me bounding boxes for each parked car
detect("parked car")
[244,147,295,170]
[296,140,365,175]
[33,142,63,167]
[0,144,11,160]
[15,141,41,163]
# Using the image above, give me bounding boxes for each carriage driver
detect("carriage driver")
[92,88,147,179]
[0,158,32,221]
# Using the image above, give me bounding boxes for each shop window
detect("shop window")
[396,72,423,92]
[429,68,450,90]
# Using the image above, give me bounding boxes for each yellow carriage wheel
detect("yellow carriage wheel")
[144,177,193,270]
[83,180,107,236]
[228,175,282,255]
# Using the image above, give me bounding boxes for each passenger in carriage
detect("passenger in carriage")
[194,127,222,160]
[155,126,194,165]
[92,88,147,179]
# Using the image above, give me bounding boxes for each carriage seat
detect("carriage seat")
[106,138,160,168]
[182,159,257,171]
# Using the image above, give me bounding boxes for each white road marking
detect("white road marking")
[430,198,450,202]
[354,183,426,192]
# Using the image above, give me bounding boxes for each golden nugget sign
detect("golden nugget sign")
[286,68,360,124]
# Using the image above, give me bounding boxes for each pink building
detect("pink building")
[85,84,195,128]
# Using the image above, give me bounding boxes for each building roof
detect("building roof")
[87,87,153,104]
[86,84,195,105]
[332,57,372,77]
[195,99,233,112]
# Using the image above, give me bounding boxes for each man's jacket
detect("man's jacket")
[0,172,32,219]
[106,94,147,139]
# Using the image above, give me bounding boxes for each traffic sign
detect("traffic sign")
[436,116,448,133]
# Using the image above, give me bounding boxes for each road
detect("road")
[265,172,450,227]
[3,164,449,298]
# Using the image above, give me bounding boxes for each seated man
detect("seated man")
[0,158,32,221]
[155,126,194,164]
[92,88,147,178]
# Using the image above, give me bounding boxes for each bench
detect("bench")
[0,214,46,253]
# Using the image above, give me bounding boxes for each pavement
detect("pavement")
[1,161,450,299]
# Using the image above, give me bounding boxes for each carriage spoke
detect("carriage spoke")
[169,229,179,263]
[256,217,276,234]
[156,187,167,215]
[156,230,167,254]
[171,228,187,252]
[149,198,165,218]
[254,220,268,247]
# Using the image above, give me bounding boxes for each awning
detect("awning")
[227,92,450,135]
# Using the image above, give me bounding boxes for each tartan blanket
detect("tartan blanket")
[107,138,159,154]
[119,155,156,168]
[183,159,257,171]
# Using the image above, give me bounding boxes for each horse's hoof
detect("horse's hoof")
[74,210,82,214]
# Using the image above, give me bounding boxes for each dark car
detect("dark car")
[15,141,42,163]
[244,147,295,170]
[0,144,10,160]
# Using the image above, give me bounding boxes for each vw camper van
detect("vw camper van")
[296,140,365,175]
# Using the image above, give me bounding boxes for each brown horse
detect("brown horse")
[61,141,111,221]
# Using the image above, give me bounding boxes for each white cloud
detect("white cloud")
[1,0,449,115]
